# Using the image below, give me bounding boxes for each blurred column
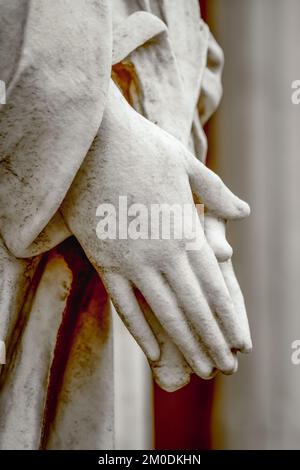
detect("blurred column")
[207,0,300,449]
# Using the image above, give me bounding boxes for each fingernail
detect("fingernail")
[221,354,238,375]
[147,342,161,362]
[237,200,251,217]
[241,337,253,354]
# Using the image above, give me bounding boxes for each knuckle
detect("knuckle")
[210,240,233,262]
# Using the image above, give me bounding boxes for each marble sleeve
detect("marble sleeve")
[0,0,112,258]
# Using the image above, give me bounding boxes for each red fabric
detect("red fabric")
[154,375,215,450]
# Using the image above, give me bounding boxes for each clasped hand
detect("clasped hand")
[62,82,251,390]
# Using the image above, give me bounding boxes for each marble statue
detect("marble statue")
[0,0,251,449]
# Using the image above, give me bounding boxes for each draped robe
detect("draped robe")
[0,0,223,449]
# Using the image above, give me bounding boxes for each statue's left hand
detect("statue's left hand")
[137,215,252,392]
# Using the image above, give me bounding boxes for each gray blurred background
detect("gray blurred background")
[206,0,300,449]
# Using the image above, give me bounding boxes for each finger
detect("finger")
[219,259,252,353]
[188,241,247,352]
[184,153,250,220]
[163,255,238,375]
[135,289,192,392]
[204,213,233,262]
[204,214,252,352]
[101,271,160,362]
[151,329,193,392]
[131,268,216,380]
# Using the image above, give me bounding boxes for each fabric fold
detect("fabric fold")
[0,0,112,258]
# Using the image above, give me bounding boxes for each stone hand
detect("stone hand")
[138,215,252,391]
[61,81,250,382]
[204,214,252,353]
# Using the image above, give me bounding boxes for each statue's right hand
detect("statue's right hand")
[61,82,250,385]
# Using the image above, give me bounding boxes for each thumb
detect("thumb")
[186,153,250,220]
